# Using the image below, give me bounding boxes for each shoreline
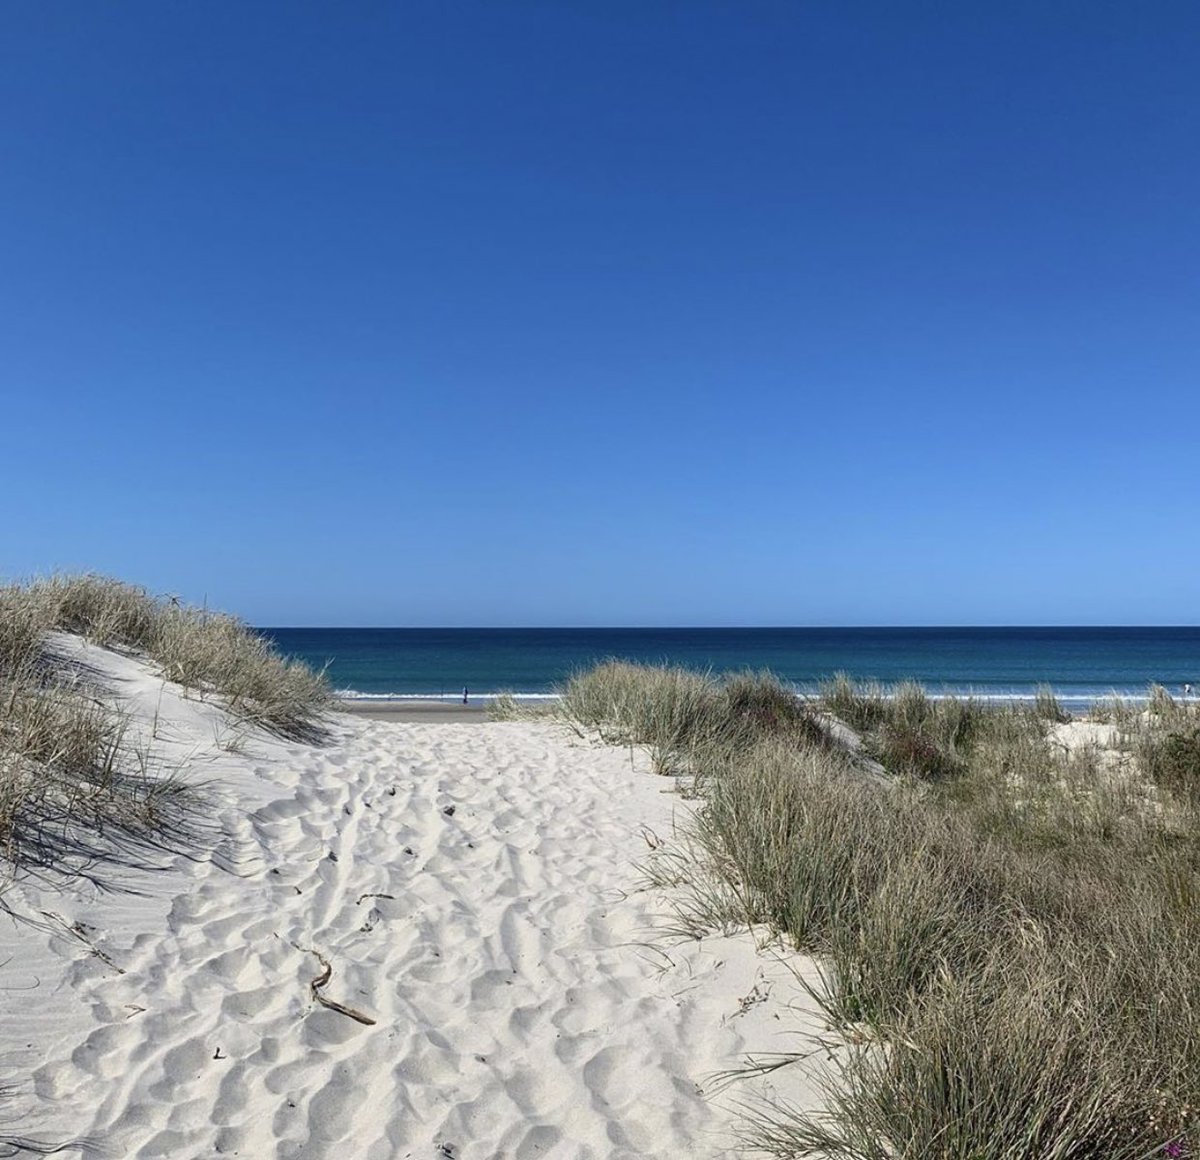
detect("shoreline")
[332,690,1200,723]
[337,698,489,723]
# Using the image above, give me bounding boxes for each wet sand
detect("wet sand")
[338,699,489,723]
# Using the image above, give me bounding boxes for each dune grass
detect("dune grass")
[1123,687,1200,806]
[558,660,723,771]
[485,693,558,722]
[564,661,1200,1158]
[559,662,827,774]
[485,692,524,720]
[0,573,330,869]
[1,601,162,867]
[32,574,331,739]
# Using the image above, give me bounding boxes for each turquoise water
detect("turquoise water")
[259,627,1200,711]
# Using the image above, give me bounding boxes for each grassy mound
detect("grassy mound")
[559,662,827,773]
[36,574,330,739]
[0,573,330,864]
[564,660,1200,1158]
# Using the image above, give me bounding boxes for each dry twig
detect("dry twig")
[290,941,376,1026]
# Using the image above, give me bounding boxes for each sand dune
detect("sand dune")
[0,641,827,1159]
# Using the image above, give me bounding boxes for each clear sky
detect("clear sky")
[2,2,1197,626]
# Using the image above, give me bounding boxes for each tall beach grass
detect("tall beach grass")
[35,574,331,739]
[559,662,827,774]
[562,661,1200,1158]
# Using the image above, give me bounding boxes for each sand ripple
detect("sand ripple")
[1,645,826,1158]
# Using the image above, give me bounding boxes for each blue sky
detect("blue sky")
[2,2,1197,625]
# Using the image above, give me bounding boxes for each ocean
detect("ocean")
[258,627,1200,712]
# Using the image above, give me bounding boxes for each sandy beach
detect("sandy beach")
[0,639,827,1159]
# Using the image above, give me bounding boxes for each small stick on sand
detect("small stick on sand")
[290,941,377,1026]
[356,892,395,906]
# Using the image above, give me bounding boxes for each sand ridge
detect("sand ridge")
[0,641,828,1159]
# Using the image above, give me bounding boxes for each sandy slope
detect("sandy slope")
[0,641,828,1159]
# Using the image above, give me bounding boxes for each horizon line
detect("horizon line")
[254,623,1200,631]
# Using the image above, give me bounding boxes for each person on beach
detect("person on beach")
[462,686,469,704]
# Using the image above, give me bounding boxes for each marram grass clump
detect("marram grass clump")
[558,662,828,774]
[24,574,330,739]
[558,660,724,771]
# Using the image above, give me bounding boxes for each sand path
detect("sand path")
[0,645,826,1159]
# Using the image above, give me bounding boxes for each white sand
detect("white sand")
[1050,720,1121,751]
[0,640,830,1159]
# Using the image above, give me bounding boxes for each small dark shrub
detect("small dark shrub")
[873,723,966,781]
[1143,728,1200,802]
[720,672,829,749]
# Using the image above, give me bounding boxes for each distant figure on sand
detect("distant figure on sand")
[462,687,469,705]
[1186,683,1193,700]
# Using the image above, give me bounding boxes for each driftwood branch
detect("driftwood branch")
[290,941,376,1026]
